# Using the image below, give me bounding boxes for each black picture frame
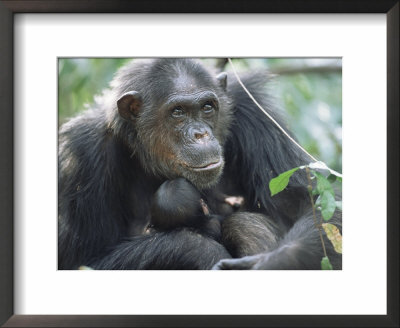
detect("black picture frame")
[0,1,398,327]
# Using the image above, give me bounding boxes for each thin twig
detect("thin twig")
[228,58,318,163]
[305,167,328,258]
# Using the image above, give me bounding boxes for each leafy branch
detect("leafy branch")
[269,161,342,270]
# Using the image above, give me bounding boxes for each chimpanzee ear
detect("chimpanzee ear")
[216,72,227,91]
[117,91,143,121]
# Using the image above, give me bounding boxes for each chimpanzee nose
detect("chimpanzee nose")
[194,131,209,139]
[190,126,212,142]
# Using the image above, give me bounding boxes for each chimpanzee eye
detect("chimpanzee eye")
[202,103,215,114]
[171,107,185,118]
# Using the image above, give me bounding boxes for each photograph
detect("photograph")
[58,58,342,270]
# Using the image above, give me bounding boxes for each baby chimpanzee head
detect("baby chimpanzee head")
[150,178,206,231]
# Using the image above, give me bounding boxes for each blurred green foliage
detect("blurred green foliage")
[59,58,342,172]
[58,58,131,120]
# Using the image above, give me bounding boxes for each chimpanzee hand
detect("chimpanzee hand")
[212,242,318,270]
[212,254,266,270]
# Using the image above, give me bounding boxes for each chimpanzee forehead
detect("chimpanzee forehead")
[172,73,201,93]
[148,59,217,102]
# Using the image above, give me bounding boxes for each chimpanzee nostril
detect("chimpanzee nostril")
[195,131,209,139]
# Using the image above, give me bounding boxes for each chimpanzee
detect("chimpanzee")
[58,58,342,270]
[148,178,224,241]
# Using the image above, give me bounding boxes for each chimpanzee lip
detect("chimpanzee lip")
[189,158,223,171]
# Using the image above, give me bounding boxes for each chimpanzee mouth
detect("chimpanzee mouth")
[189,158,223,172]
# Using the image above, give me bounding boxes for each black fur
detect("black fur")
[58,58,342,270]
[150,178,223,241]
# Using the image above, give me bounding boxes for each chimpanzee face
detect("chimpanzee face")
[116,59,230,189]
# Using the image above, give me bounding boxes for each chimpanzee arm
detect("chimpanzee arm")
[221,212,282,258]
[213,211,341,270]
[90,229,231,270]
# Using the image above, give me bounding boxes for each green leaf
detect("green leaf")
[320,191,336,221]
[322,223,342,253]
[321,256,333,270]
[335,201,342,211]
[269,167,300,196]
[314,171,335,197]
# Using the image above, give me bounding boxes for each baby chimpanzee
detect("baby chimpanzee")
[149,178,225,241]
